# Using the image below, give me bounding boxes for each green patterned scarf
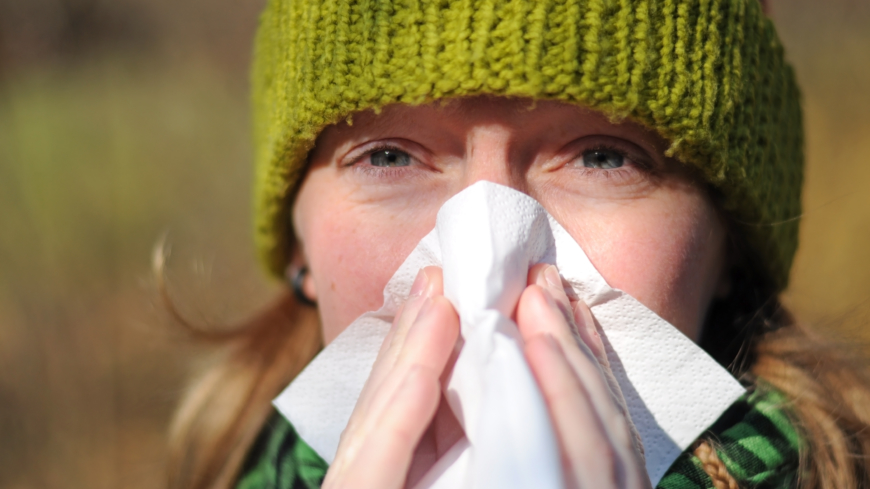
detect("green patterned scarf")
[236,388,800,489]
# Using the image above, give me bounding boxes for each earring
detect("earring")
[290,266,317,307]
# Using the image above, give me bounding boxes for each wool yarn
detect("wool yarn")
[252,0,803,290]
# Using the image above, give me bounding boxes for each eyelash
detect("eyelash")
[566,143,655,182]
[345,143,421,178]
[345,140,657,184]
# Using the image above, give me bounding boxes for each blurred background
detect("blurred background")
[0,0,868,488]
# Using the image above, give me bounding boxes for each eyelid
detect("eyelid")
[339,138,432,169]
[559,135,661,172]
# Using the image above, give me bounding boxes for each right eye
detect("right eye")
[369,149,412,167]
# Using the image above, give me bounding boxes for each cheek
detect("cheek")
[297,164,725,344]
[545,192,725,340]
[295,173,442,344]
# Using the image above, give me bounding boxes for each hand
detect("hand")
[323,267,461,489]
[324,264,650,489]
[517,264,651,489]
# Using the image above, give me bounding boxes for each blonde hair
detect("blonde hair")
[753,323,870,487]
[166,292,321,489]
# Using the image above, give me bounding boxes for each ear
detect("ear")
[287,249,318,302]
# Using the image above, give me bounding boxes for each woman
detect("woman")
[168,0,870,488]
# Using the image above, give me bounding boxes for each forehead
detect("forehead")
[312,96,671,155]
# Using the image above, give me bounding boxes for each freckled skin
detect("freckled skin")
[293,97,728,345]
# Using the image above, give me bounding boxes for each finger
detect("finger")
[335,294,459,479]
[382,267,445,368]
[526,265,600,367]
[517,277,594,371]
[356,267,444,419]
[525,334,618,488]
[572,300,607,365]
[326,366,442,489]
[397,296,459,370]
[574,300,646,466]
[516,285,577,350]
[517,285,635,450]
[572,301,622,412]
[523,267,648,486]
[527,263,575,327]
[362,296,459,436]
[522,267,623,424]
[336,267,445,466]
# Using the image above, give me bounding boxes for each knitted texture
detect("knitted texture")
[252,0,803,289]
[657,388,801,488]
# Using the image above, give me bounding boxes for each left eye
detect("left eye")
[582,149,625,169]
[369,149,412,167]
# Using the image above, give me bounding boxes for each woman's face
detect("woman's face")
[293,97,728,344]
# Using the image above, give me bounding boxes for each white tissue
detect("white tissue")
[273,181,744,486]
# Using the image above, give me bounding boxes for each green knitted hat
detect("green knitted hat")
[252,0,803,290]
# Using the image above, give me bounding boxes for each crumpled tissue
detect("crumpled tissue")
[273,181,745,487]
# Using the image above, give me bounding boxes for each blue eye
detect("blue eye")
[370,149,411,167]
[582,149,625,169]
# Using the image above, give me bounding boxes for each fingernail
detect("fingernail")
[537,284,558,309]
[575,301,601,347]
[409,269,429,298]
[544,265,562,289]
[583,304,597,337]
[572,301,587,332]
[416,297,435,321]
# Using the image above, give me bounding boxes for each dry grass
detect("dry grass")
[0,1,868,488]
